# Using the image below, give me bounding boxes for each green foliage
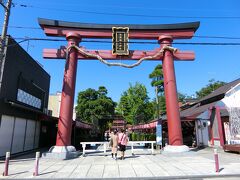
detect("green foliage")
[130,132,156,141]
[151,96,166,117]
[158,96,166,114]
[116,82,154,125]
[75,86,116,124]
[131,132,137,141]
[196,79,226,98]
[149,134,156,141]
[149,64,164,95]
[149,65,166,118]
[106,121,112,130]
[178,92,194,103]
[140,134,145,141]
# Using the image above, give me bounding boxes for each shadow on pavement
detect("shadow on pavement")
[39,170,57,176]
[9,170,28,176]
[124,155,140,159]
[219,167,224,172]
[2,147,49,161]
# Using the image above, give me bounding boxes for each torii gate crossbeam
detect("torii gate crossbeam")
[39,18,199,158]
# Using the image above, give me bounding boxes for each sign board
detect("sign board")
[156,121,162,145]
[112,27,129,55]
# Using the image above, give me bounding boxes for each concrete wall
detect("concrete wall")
[0,115,40,157]
[221,84,240,145]
[196,111,210,146]
[48,92,76,120]
[222,83,240,108]
[195,119,209,146]
[48,92,61,118]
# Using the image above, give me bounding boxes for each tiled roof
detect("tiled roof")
[198,79,240,103]
[179,79,240,118]
[160,78,240,120]
[180,102,216,118]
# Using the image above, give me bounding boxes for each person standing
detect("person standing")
[118,129,128,160]
[110,130,118,160]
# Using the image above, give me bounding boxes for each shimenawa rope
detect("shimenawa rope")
[66,45,177,68]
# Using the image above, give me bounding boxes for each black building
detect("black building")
[0,36,50,157]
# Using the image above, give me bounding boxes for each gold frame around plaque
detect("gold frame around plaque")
[112,27,129,55]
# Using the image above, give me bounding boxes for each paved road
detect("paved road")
[0,147,239,179]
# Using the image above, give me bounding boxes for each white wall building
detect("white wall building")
[180,79,240,148]
[48,92,76,120]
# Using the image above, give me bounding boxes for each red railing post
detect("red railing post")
[33,152,40,176]
[3,152,10,176]
[214,149,219,172]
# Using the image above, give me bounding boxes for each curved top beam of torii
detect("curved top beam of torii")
[38,18,200,39]
[39,18,200,61]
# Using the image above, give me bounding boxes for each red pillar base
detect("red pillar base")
[163,145,189,153]
[42,146,80,159]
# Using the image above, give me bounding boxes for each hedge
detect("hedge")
[130,132,156,141]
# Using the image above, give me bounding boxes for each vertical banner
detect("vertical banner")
[156,120,162,145]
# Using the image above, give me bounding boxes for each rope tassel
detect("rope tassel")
[66,45,177,68]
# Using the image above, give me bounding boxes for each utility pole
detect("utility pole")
[0,0,12,92]
[0,0,12,60]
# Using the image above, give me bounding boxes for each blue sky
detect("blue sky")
[1,0,240,103]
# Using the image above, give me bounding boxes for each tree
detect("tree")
[75,86,116,140]
[149,64,165,117]
[149,64,164,95]
[98,86,108,97]
[149,65,193,116]
[158,95,166,115]
[178,92,194,103]
[75,86,116,124]
[196,79,226,98]
[116,82,154,125]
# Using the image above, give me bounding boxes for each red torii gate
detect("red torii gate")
[39,18,199,157]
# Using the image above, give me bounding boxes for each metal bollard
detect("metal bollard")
[33,152,40,176]
[3,152,10,176]
[214,149,219,172]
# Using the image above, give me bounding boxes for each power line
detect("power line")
[193,35,240,40]
[12,2,235,13]
[2,25,240,40]
[173,42,240,46]
[15,4,240,20]
[6,37,240,47]
[14,37,65,42]
[2,25,41,29]
[4,38,65,47]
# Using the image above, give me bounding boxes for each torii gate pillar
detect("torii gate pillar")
[159,36,182,143]
[56,32,80,147]
[43,32,81,159]
[159,36,189,152]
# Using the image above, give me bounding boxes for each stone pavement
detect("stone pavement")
[0,147,240,179]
